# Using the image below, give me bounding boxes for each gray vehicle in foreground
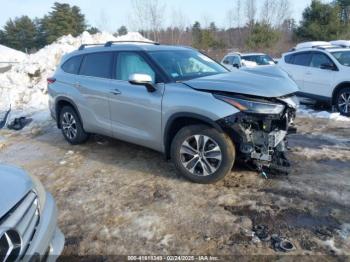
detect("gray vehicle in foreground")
[0,165,64,262]
[48,41,299,183]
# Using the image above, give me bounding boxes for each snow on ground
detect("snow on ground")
[0,31,151,114]
[297,105,350,122]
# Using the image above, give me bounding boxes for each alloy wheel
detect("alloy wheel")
[180,134,222,176]
[62,112,77,140]
[338,91,350,114]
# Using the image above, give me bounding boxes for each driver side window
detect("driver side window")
[116,52,155,82]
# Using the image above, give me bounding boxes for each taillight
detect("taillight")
[47,77,56,84]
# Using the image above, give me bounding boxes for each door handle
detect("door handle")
[306,72,311,75]
[110,89,121,95]
[74,82,81,88]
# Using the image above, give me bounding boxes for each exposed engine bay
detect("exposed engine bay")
[217,94,299,175]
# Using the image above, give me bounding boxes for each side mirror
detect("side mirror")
[128,73,156,92]
[232,63,240,69]
[320,63,336,71]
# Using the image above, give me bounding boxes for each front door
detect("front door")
[303,52,336,98]
[109,51,164,151]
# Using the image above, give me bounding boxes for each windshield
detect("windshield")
[331,51,350,67]
[148,50,228,81]
[241,55,274,65]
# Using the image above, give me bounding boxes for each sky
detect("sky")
[0,0,330,32]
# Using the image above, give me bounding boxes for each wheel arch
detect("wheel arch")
[55,97,84,129]
[332,82,350,105]
[163,112,224,159]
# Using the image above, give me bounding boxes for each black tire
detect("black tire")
[170,124,235,184]
[336,87,350,117]
[59,106,89,145]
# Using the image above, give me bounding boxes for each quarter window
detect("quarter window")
[80,52,114,78]
[62,55,83,74]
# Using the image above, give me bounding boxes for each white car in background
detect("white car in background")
[279,41,350,116]
[221,52,275,71]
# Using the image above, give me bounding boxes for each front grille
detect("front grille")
[0,191,40,258]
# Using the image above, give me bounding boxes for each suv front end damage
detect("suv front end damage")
[216,94,298,174]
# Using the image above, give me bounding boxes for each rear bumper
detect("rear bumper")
[24,193,65,262]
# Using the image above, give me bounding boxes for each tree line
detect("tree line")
[1,0,350,56]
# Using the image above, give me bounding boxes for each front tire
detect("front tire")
[171,125,235,184]
[59,106,89,145]
[336,87,350,117]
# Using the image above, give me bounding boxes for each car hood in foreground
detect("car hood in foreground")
[0,165,33,219]
[185,66,299,98]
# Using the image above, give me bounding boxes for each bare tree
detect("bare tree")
[130,0,166,41]
[261,0,291,27]
[170,8,189,44]
[245,0,257,27]
[226,0,242,28]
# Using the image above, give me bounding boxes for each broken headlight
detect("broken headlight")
[215,95,285,115]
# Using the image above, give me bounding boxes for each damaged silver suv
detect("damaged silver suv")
[48,41,299,183]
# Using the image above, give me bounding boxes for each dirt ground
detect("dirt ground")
[0,113,350,259]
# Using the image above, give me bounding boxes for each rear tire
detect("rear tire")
[336,87,350,117]
[59,106,89,145]
[170,124,235,184]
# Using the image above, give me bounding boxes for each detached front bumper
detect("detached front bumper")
[25,193,65,262]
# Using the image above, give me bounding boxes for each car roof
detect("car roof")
[241,53,267,56]
[283,47,350,56]
[69,43,192,56]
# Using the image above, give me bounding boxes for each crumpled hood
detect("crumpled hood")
[0,165,33,219]
[185,66,299,98]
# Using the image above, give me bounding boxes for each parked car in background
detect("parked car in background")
[279,41,350,116]
[0,165,64,262]
[221,52,275,70]
[48,41,298,183]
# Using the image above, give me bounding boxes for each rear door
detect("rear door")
[108,51,164,151]
[77,52,114,136]
[303,52,337,98]
[282,52,312,92]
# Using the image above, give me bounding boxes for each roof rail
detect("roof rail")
[78,43,105,50]
[104,40,160,47]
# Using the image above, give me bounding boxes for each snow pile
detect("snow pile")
[0,31,151,112]
[0,45,27,62]
[298,105,350,122]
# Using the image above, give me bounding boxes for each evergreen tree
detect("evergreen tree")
[42,2,87,44]
[192,21,202,49]
[87,27,100,34]
[337,0,350,24]
[117,26,128,36]
[295,0,345,41]
[0,16,37,52]
[246,22,280,49]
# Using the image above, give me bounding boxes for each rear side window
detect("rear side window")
[293,53,311,66]
[62,55,83,74]
[80,52,114,78]
[284,54,294,64]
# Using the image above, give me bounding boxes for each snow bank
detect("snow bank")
[0,31,151,112]
[298,105,350,122]
[0,44,27,62]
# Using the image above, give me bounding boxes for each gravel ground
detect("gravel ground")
[0,114,350,259]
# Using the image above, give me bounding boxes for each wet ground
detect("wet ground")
[0,113,350,258]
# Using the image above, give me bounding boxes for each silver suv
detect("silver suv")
[48,41,299,183]
[0,165,64,261]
